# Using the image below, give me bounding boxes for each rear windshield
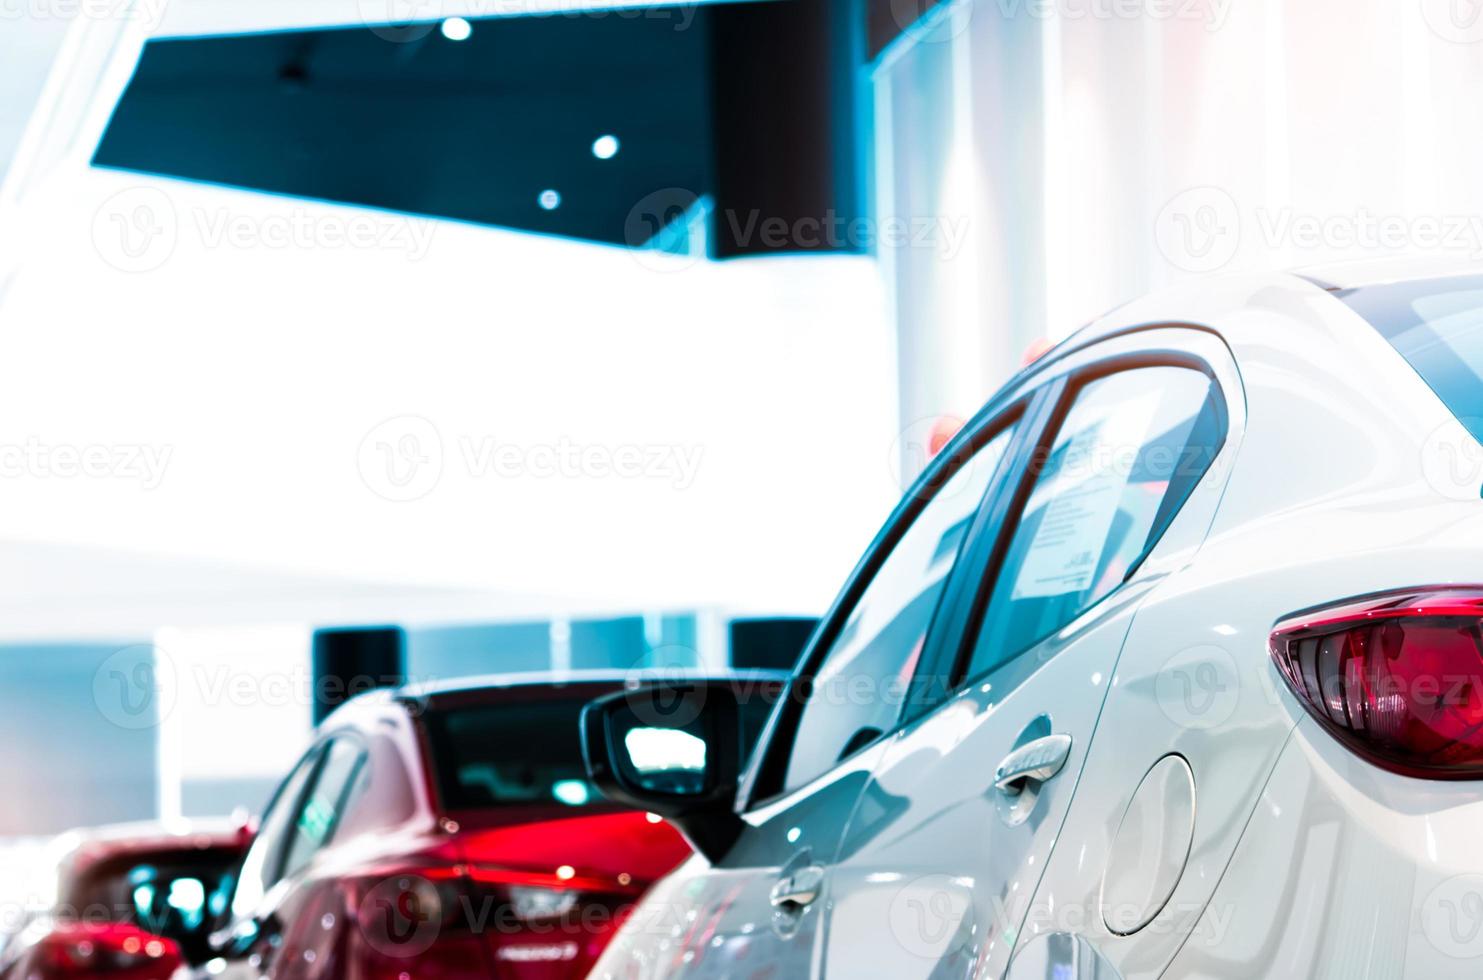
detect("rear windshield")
[1338,275,1483,443]
[65,848,241,964]
[423,700,605,812]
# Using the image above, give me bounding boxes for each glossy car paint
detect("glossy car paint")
[212,676,694,980]
[825,327,1243,980]
[0,820,248,980]
[1012,265,1483,980]
[5,922,183,980]
[591,260,1483,980]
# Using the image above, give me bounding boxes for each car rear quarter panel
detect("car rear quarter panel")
[1012,274,1483,979]
[1163,717,1483,978]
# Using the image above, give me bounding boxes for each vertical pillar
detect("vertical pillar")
[311,626,405,726]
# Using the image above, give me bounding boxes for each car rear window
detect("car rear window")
[65,848,241,963]
[1338,274,1483,443]
[423,699,605,812]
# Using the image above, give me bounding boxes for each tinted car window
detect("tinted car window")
[966,366,1223,679]
[781,424,1015,794]
[66,849,240,965]
[425,700,605,810]
[1338,274,1483,443]
[231,749,319,920]
[280,737,367,879]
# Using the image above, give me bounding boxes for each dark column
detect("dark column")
[729,617,820,672]
[311,626,405,726]
[707,0,866,258]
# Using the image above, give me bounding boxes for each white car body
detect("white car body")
[591,259,1483,980]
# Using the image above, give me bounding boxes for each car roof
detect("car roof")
[54,817,244,848]
[1031,254,1483,377]
[1290,255,1483,291]
[51,819,248,888]
[379,667,791,704]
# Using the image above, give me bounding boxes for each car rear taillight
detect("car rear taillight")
[38,923,181,979]
[343,865,623,978]
[343,867,491,978]
[1270,587,1483,779]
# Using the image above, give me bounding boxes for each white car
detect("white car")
[581,257,1483,980]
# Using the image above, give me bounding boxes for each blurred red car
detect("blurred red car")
[208,672,780,979]
[0,819,250,980]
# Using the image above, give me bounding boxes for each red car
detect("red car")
[0,820,250,980]
[208,672,780,979]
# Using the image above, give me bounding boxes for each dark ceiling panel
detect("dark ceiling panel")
[93,1,866,256]
[94,11,713,245]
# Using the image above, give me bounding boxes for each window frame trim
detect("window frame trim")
[261,740,334,888]
[739,387,1054,810]
[225,741,324,929]
[276,734,370,881]
[261,732,369,889]
[941,349,1231,692]
[734,325,1239,816]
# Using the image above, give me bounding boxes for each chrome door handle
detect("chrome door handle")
[769,864,826,909]
[994,734,1073,796]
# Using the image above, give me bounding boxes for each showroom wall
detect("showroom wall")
[0,610,783,833]
[0,10,67,184]
[877,0,1483,479]
[0,642,158,834]
[0,0,890,836]
[0,3,901,621]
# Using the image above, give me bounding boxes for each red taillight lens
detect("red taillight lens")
[343,866,622,979]
[1270,588,1483,779]
[344,868,490,978]
[39,923,181,979]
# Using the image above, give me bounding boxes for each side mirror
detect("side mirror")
[582,681,759,863]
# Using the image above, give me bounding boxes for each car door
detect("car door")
[216,733,370,978]
[602,400,1038,979]
[825,343,1233,980]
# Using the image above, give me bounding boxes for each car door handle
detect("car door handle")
[769,864,826,909]
[994,734,1073,796]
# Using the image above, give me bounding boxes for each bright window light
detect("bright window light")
[552,779,590,806]
[591,135,620,160]
[624,726,706,773]
[440,17,472,41]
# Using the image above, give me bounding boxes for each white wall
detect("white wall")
[155,624,314,820]
[0,0,903,626]
[876,0,1483,477]
[0,5,905,834]
[0,12,69,183]
[0,164,898,617]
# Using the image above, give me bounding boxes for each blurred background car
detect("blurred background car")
[0,818,249,979]
[207,672,780,979]
[2,0,1483,975]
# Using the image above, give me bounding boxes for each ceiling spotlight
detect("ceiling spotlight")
[440,17,472,41]
[538,189,562,211]
[591,134,620,160]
